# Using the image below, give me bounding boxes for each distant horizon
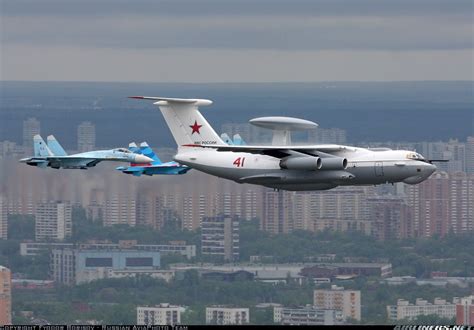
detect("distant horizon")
[1,79,473,84]
[1,80,472,147]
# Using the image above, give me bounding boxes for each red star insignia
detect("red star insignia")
[190,120,203,135]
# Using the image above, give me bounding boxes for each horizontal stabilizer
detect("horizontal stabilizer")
[129,96,212,106]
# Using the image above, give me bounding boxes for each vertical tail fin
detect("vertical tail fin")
[139,142,161,163]
[221,133,234,145]
[129,97,224,147]
[233,134,246,145]
[47,135,68,156]
[128,142,140,154]
[34,135,53,157]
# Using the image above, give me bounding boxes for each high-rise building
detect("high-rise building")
[136,190,182,230]
[103,198,136,227]
[262,190,294,234]
[405,171,450,237]
[274,306,343,325]
[313,285,361,321]
[0,266,12,324]
[308,128,347,145]
[22,117,41,147]
[466,137,474,174]
[136,192,160,229]
[35,201,72,241]
[50,248,76,286]
[418,140,466,173]
[293,192,318,231]
[220,122,269,144]
[137,304,185,325]
[456,295,474,325]
[368,196,413,240]
[444,139,466,173]
[201,215,239,261]
[261,187,374,235]
[0,197,7,239]
[448,172,474,234]
[387,298,458,321]
[405,171,474,237]
[77,121,96,152]
[307,187,373,235]
[182,192,219,231]
[206,306,249,325]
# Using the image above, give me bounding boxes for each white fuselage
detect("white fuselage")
[174,146,437,191]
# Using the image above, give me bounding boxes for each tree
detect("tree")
[8,214,35,239]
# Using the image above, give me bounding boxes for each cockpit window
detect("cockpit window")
[115,148,131,153]
[406,152,425,160]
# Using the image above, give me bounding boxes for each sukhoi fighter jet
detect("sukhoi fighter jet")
[20,135,152,169]
[130,96,440,191]
[116,142,191,176]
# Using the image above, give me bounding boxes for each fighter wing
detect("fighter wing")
[46,157,103,168]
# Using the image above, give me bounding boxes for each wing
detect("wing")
[181,143,354,158]
[47,157,103,168]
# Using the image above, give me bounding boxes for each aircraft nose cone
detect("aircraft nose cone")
[426,163,437,175]
[430,164,438,173]
[134,154,153,164]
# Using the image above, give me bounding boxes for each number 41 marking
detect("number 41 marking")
[233,157,246,167]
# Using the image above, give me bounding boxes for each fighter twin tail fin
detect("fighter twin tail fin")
[139,142,161,163]
[34,135,53,157]
[47,135,68,156]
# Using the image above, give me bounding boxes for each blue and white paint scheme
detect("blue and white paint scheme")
[220,133,246,146]
[20,135,153,169]
[116,142,191,176]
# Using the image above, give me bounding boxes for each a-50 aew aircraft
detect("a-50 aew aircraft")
[131,96,437,191]
[20,135,153,169]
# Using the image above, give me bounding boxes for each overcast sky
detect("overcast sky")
[1,0,473,82]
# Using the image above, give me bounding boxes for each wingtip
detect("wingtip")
[128,96,144,99]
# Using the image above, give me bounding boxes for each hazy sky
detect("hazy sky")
[1,0,473,82]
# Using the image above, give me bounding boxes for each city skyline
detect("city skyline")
[1,0,473,324]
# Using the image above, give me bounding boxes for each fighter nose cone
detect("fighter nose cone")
[134,154,153,164]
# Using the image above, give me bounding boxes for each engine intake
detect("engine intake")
[319,157,348,170]
[280,157,322,170]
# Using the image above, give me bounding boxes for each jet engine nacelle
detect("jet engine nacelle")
[280,157,322,170]
[319,157,348,170]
